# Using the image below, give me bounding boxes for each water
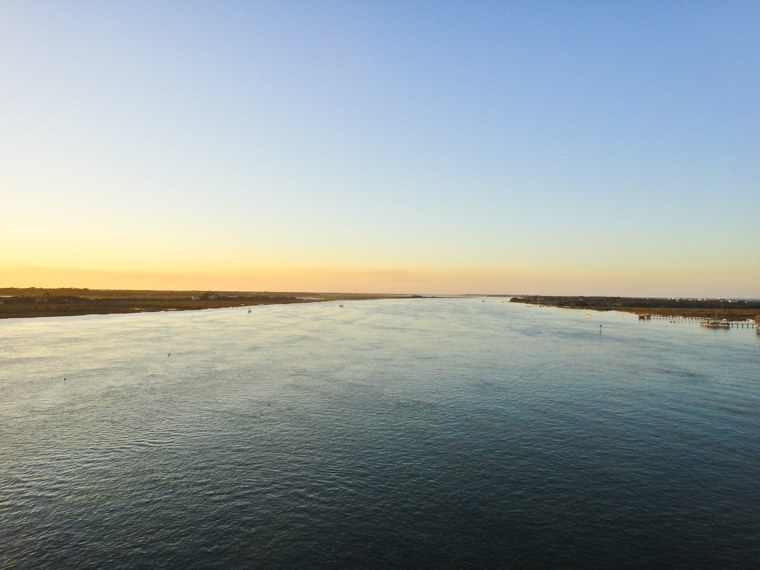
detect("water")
[1,299,759,568]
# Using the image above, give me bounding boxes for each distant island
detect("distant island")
[510,295,760,321]
[0,288,422,319]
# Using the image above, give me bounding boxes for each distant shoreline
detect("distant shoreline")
[510,295,760,321]
[3,289,758,321]
[0,288,424,320]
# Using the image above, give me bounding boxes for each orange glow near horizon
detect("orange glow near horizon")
[3,263,758,298]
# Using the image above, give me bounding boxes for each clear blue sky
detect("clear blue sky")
[2,1,758,296]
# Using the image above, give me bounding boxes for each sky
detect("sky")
[2,1,758,296]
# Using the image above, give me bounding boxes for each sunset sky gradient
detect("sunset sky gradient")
[2,2,758,296]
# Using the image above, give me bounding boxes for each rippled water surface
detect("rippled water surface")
[2,299,759,568]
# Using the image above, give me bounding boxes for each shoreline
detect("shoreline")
[3,289,758,322]
[509,295,760,321]
[0,288,423,320]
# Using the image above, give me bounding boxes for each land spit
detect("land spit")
[510,295,760,322]
[0,288,422,319]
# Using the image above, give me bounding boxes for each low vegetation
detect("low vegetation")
[0,288,412,319]
[510,295,760,321]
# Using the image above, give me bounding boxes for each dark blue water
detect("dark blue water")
[2,299,759,568]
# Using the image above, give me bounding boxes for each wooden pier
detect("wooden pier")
[638,314,757,328]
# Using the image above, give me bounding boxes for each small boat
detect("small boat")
[700,319,730,329]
